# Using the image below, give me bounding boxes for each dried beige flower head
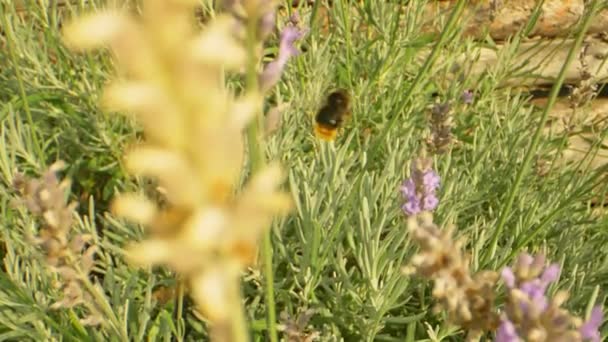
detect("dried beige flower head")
[278,309,320,342]
[569,41,598,110]
[63,0,291,332]
[403,212,499,339]
[12,162,100,325]
[426,101,454,155]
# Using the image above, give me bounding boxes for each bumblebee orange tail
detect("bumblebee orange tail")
[314,123,338,141]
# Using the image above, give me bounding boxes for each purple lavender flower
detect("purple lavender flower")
[501,267,516,288]
[540,264,560,283]
[259,25,308,92]
[400,179,416,198]
[400,179,419,215]
[519,264,559,312]
[422,193,438,211]
[400,159,440,216]
[422,170,440,193]
[580,306,603,342]
[461,89,474,104]
[402,195,421,216]
[495,318,520,342]
[498,255,605,341]
[501,256,560,315]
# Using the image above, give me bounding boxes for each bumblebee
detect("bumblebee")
[314,89,351,141]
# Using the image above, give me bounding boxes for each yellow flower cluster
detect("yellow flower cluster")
[63,0,290,329]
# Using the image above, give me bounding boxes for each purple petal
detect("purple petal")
[422,170,440,191]
[402,195,421,216]
[529,294,549,313]
[540,264,560,285]
[279,26,305,57]
[400,179,416,198]
[520,280,544,297]
[259,25,307,91]
[519,279,550,313]
[259,59,286,92]
[495,318,520,342]
[501,267,516,288]
[580,306,603,342]
[422,194,438,211]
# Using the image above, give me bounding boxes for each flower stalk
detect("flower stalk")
[243,3,272,340]
[62,1,294,341]
[243,3,276,341]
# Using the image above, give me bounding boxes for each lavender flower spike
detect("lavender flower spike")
[400,157,440,216]
[499,254,603,341]
[259,24,307,92]
[580,306,604,342]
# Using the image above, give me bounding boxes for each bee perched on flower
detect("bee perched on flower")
[63,0,294,339]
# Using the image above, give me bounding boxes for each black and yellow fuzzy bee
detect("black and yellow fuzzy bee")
[314,89,351,141]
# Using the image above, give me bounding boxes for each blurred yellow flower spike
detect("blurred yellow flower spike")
[62,12,130,50]
[102,82,187,148]
[189,16,248,70]
[124,165,290,273]
[111,194,158,226]
[65,0,291,336]
[190,262,242,323]
[125,147,203,207]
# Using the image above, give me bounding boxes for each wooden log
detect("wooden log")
[533,97,608,170]
[418,0,608,41]
[416,36,608,87]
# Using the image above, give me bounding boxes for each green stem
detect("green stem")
[261,223,277,342]
[372,0,465,154]
[174,278,186,341]
[485,0,600,264]
[245,16,264,175]
[1,6,44,161]
[243,6,277,342]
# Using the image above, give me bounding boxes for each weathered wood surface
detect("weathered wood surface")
[421,0,608,41]
[534,97,608,170]
[450,37,608,87]
[415,1,608,171]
